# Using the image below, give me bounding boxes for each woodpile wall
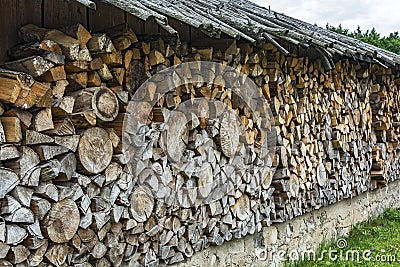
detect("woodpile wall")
[0,21,398,267]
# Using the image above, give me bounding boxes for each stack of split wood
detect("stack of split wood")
[0,21,398,266]
[262,52,400,221]
[369,68,400,188]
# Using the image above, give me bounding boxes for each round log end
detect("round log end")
[92,87,119,122]
[46,198,79,243]
[78,127,113,174]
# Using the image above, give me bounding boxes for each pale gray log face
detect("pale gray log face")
[45,198,80,243]
[78,127,113,174]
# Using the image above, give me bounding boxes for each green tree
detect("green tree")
[326,23,400,54]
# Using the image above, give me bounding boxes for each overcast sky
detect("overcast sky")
[251,0,400,36]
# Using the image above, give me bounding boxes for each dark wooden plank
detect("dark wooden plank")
[190,26,208,43]
[16,0,42,29]
[144,20,160,35]
[0,0,17,62]
[88,2,125,32]
[168,18,190,42]
[158,26,171,36]
[126,13,145,34]
[43,0,87,29]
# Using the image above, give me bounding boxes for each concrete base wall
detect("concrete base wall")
[174,179,400,267]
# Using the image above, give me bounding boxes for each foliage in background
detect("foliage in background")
[326,24,400,54]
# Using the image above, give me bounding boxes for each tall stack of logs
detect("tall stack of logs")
[0,22,398,266]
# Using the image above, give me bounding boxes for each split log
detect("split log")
[0,168,19,198]
[6,224,27,245]
[191,39,237,55]
[103,23,138,44]
[44,29,82,61]
[52,80,68,99]
[4,207,34,224]
[148,50,166,66]
[25,130,54,145]
[231,193,250,221]
[0,69,34,105]
[34,183,58,202]
[0,145,20,161]
[27,240,48,266]
[98,64,114,81]
[67,72,88,90]
[54,135,80,152]
[32,108,53,132]
[198,163,213,198]
[317,163,327,187]
[10,186,33,207]
[1,56,54,77]
[61,23,92,47]
[4,108,32,129]
[87,34,116,54]
[97,51,122,66]
[7,40,62,59]
[34,145,69,161]
[219,110,240,158]
[45,244,71,266]
[0,117,22,143]
[1,247,13,262]
[45,116,75,136]
[14,80,52,109]
[30,196,51,221]
[87,71,102,87]
[130,186,154,223]
[38,66,66,82]
[164,110,188,162]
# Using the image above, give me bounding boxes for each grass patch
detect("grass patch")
[286,209,400,266]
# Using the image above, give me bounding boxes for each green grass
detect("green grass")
[286,209,400,267]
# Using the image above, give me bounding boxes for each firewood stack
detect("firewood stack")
[0,21,398,266]
[368,68,400,188]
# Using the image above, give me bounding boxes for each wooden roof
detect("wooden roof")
[77,0,400,70]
